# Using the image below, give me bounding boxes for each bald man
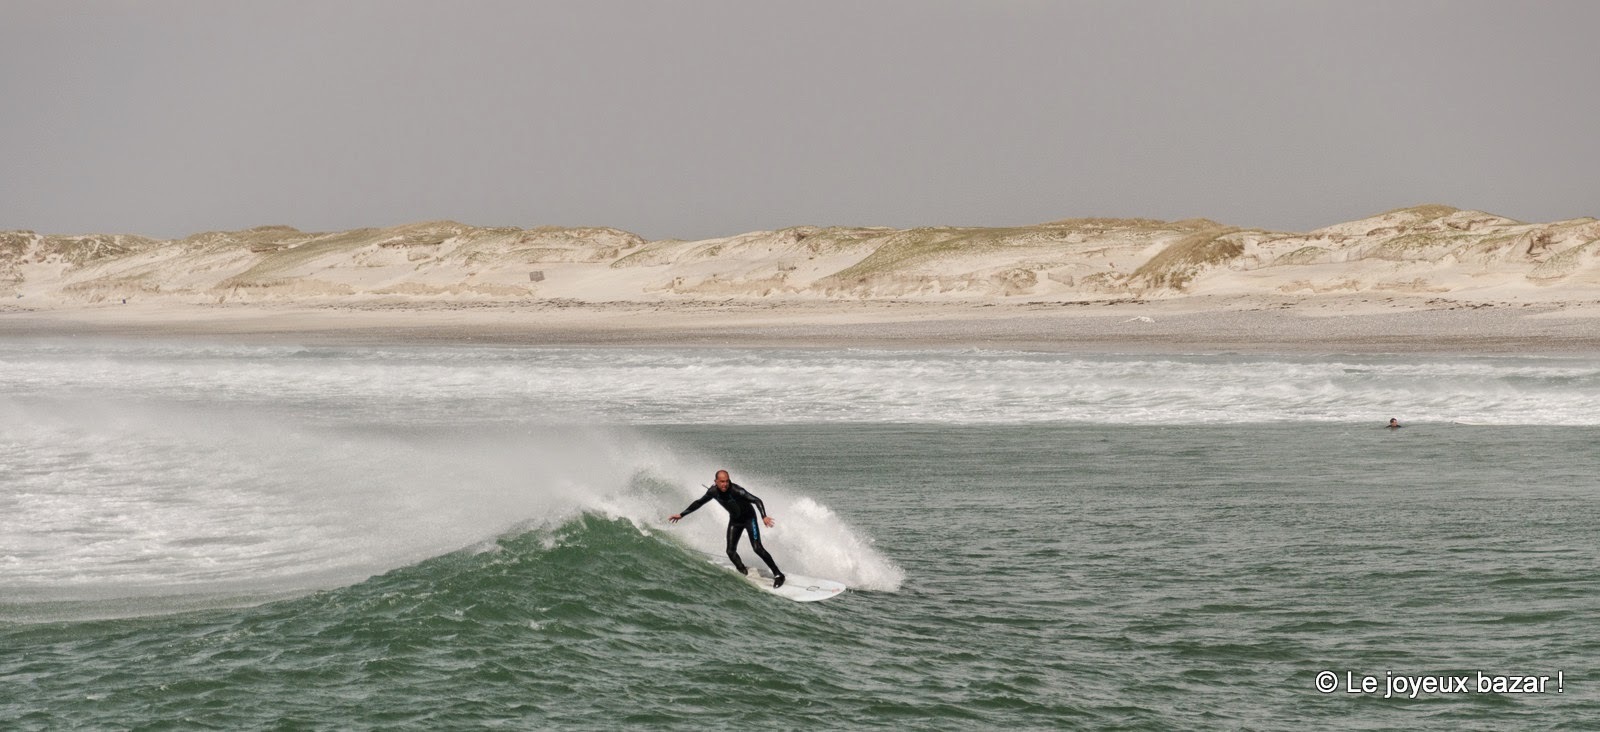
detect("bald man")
[669,470,786,588]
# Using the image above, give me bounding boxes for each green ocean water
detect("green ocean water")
[5,343,1600,729]
[6,422,1598,730]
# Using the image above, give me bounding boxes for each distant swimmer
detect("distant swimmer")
[1387,418,1403,429]
[669,470,785,588]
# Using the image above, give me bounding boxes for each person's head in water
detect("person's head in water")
[1388,418,1400,428]
[714,470,731,491]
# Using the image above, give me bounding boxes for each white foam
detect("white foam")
[1,342,1594,425]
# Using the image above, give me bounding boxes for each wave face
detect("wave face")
[1,516,918,727]
[1,341,1597,425]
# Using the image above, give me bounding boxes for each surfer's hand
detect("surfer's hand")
[668,514,681,523]
[763,516,775,528]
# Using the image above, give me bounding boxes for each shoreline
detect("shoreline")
[4,296,1600,355]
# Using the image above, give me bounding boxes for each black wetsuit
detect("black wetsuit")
[678,483,782,576]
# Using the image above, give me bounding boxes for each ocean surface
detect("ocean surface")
[2,340,1597,730]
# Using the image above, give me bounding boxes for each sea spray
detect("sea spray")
[0,392,900,620]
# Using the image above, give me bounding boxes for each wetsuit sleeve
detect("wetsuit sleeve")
[735,485,768,519]
[679,488,715,517]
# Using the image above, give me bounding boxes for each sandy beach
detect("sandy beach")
[5,294,1599,354]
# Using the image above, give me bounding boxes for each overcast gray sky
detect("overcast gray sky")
[2,1,1595,240]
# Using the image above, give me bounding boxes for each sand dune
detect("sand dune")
[5,205,1600,354]
[5,205,1598,309]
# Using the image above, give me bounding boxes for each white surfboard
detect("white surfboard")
[737,566,846,603]
[702,554,845,602]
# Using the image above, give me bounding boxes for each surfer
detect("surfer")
[669,470,786,588]
[1387,418,1403,429]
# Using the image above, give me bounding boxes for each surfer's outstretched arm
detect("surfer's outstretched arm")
[668,488,715,523]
